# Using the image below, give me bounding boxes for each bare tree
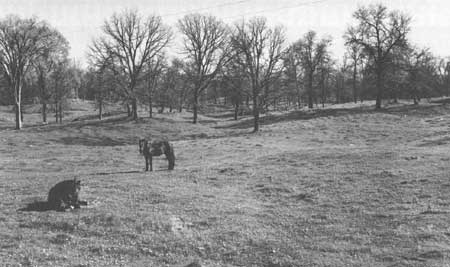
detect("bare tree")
[156,65,173,113]
[0,16,56,129]
[283,45,304,108]
[91,10,172,120]
[231,17,285,132]
[404,47,436,104]
[34,28,69,123]
[178,14,229,123]
[347,43,364,103]
[292,31,331,109]
[317,57,333,107]
[222,58,248,120]
[437,58,450,97]
[88,67,116,120]
[51,59,74,123]
[345,4,411,109]
[170,58,190,113]
[334,58,349,104]
[144,55,165,118]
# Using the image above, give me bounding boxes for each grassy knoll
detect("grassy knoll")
[1,100,450,266]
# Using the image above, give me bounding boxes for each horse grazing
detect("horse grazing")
[139,138,175,171]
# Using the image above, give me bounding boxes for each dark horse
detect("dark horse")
[139,138,175,171]
[47,178,88,211]
[19,178,87,212]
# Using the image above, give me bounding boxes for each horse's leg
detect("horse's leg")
[150,156,153,171]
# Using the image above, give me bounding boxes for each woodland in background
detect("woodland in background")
[0,4,449,131]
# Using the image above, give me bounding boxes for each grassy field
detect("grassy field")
[1,100,450,266]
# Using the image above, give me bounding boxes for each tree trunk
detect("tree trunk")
[13,80,23,130]
[252,89,259,132]
[42,102,47,123]
[360,81,364,103]
[446,82,450,97]
[336,80,341,104]
[321,89,325,108]
[375,67,383,109]
[234,103,239,120]
[178,90,185,113]
[308,92,313,109]
[59,103,63,123]
[193,90,198,124]
[132,98,138,120]
[192,104,198,123]
[295,73,301,108]
[353,64,358,104]
[126,104,131,117]
[253,102,259,132]
[98,98,103,120]
[149,96,153,118]
[15,102,22,130]
[20,103,24,123]
[39,72,47,123]
[392,89,398,104]
[308,72,314,109]
[178,95,183,113]
[55,100,59,123]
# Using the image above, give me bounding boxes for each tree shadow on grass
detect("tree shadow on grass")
[11,114,129,133]
[71,111,124,122]
[206,112,236,119]
[214,108,371,129]
[58,135,128,146]
[0,114,132,133]
[215,103,450,130]
[206,109,252,120]
[47,115,132,132]
[417,136,450,147]
[387,103,450,116]
[431,97,450,104]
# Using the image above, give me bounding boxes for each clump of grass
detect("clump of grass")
[19,220,77,233]
[81,213,122,228]
[50,233,72,245]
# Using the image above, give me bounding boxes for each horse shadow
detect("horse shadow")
[92,169,173,175]
[92,170,141,176]
[18,201,53,212]
[18,200,88,212]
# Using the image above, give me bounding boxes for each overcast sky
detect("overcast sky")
[1,0,449,67]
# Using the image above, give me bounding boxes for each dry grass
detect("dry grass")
[1,100,450,266]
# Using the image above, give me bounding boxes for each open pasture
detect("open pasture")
[0,101,450,266]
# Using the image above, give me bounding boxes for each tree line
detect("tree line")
[1,4,449,131]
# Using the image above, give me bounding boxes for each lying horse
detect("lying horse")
[47,178,87,211]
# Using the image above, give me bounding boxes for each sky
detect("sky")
[0,0,449,67]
